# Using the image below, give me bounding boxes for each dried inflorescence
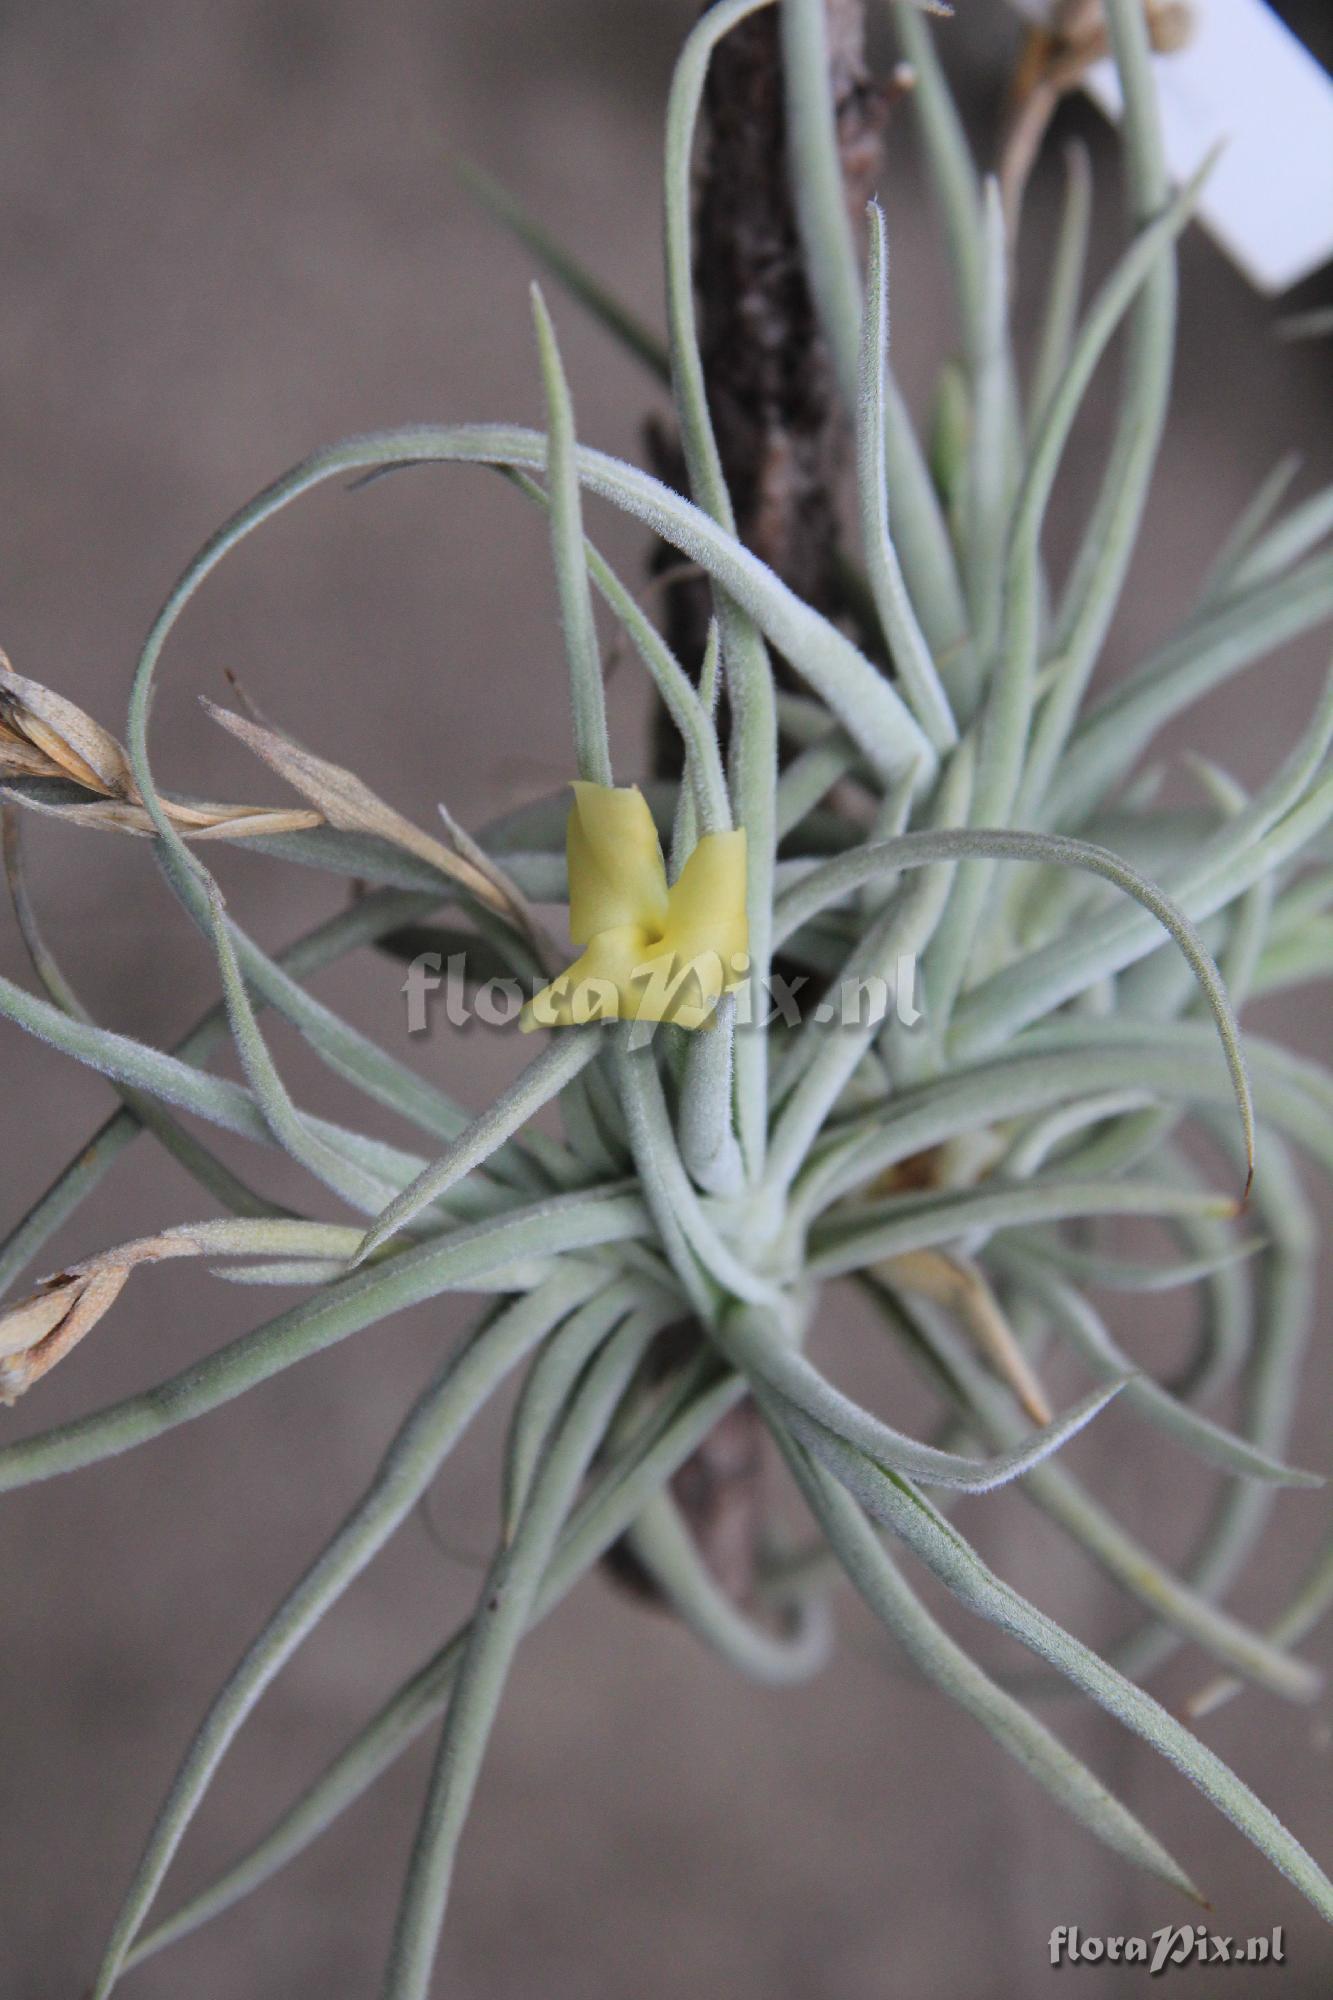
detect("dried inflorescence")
[0,652,322,841]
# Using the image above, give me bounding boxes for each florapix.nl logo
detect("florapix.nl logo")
[1049,1924,1286,1974]
[401,948,926,1040]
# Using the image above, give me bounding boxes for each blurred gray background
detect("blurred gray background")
[0,2,1329,1995]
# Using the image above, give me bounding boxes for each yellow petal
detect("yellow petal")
[625,940,730,1029]
[522,793,749,1034]
[663,829,749,969]
[567,782,669,945]
[524,931,732,1032]
[522,924,659,1030]
[622,828,749,1028]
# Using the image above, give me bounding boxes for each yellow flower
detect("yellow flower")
[522,782,748,1031]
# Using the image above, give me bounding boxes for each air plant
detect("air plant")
[1,0,1331,1992]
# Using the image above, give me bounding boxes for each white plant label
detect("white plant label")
[1007,0,1333,292]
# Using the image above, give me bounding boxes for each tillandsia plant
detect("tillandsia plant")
[1,0,1332,1990]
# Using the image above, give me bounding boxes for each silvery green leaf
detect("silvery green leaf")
[88,1271,598,1998]
[793,1436,1333,1920]
[0,1191,645,1495]
[770,1409,1203,1902]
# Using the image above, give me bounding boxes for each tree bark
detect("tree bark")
[630,0,878,1606]
[655,0,881,591]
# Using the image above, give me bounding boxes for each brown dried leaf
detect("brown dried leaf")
[0,660,546,953]
[1000,2,1193,235]
[0,789,321,840]
[0,1232,200,1404]
[0,1266,130,1403]
[0,654,326,841]
[0,651,136,794]
[436,799,535,916]
[183,807,325,839]
[203,699,532,925]
[0,736,61,780]
[879,1248,1054,1428]
[0,1285,77,1361]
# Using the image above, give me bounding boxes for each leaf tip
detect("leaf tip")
[346,1231,378,1273]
